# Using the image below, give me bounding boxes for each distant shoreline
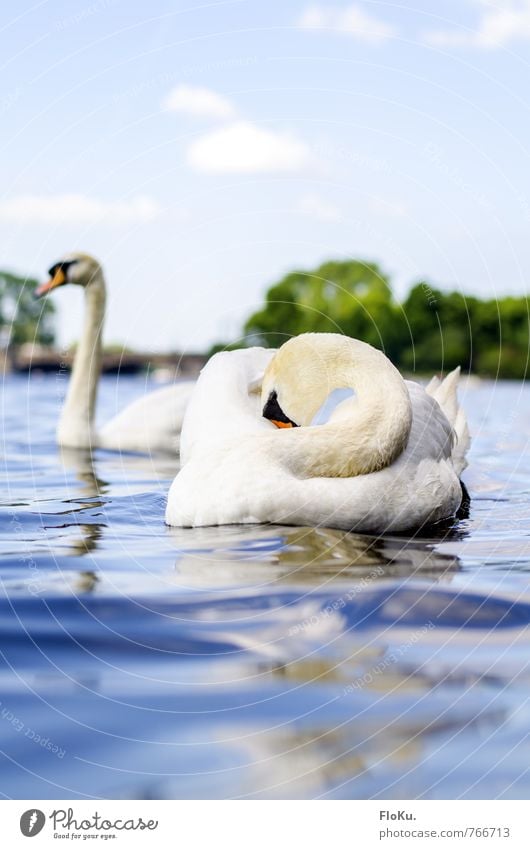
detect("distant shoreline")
[1,346,520,384]
[2,346,208,378]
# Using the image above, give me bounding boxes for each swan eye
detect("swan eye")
[262,390,298,429]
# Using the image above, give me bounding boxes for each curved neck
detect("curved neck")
[273,342,413,478]
[58,274,106,448]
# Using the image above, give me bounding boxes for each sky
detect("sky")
[1,0,530,352]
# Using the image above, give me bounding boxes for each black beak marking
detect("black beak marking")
[47,259,78,277]
[262,390,299,427]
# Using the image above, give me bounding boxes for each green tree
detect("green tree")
[0,270,55,346]
[244,259,401,356]
[400,284,477,373]
[473,296,530,378]
[240,258,530,378]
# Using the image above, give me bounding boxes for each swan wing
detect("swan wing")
[179,347,275,463]
[98,381,194,455]
[166,433,462,533]
[279,382,464,531]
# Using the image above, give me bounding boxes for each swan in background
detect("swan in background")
[35,252,193,454]
[166,333,470,533]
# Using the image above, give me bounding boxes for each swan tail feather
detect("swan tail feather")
[425,374,441,395]
[427,366,470,475]
[429,366,460,426]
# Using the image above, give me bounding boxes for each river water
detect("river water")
[1,373,529,799]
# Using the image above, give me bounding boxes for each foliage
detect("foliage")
[243,259,530,378]
[244,260,396,349]
[0,270,55,346]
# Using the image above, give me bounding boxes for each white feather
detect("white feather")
[166,338,470,533]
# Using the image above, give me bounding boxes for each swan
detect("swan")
[35,252,193,454]
[165,333,470,533]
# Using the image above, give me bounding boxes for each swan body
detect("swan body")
[36,252,193,454]
[166,334,470,533]
[97,382,193,454]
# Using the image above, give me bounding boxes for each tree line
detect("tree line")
[242,259,530,378]
[2,260,529,378]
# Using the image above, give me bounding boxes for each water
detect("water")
[1,373,530,799]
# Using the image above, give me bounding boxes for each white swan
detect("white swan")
[35,252,193,454]
[166,333,470,533]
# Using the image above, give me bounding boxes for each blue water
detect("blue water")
[1,373,530,799]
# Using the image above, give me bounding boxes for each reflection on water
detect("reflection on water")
[59,447,108,498]
[169,524,461,587]
[1,374,530,799]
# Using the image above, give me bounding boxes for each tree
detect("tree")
[0,270,55,347]
[473,296,530,378]
[244,259,401,356]
[400,284,477,373]
[239,258,530,378]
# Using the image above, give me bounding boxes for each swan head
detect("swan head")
[260,333,413,477]
[261,333,362,428]
[34,252,103,298]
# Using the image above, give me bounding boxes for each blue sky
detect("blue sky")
[2,0,530,351]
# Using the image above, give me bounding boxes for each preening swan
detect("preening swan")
[166,333,470,533]
[35,252,193,453]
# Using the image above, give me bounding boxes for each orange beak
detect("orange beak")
[271,420,294,429]
[34,266,66,299]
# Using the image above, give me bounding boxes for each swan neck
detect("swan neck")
[58,273,106,447]
[287,349,413,478]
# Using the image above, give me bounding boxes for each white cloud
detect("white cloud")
[187,121,314,174]
[298,3,396,44]
[424,0,530,49]
[162,84,236,119]
[0,194,160,225]
[297,192,341,221]
[369,196,407,217]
